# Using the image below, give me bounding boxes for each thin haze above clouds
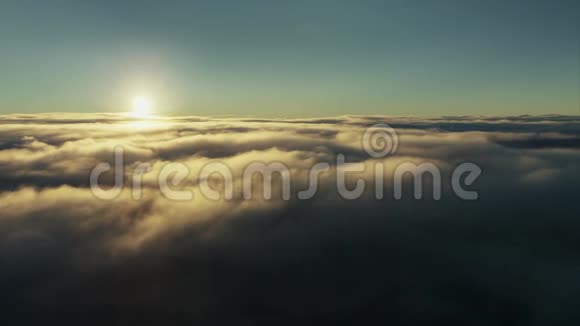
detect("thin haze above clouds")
[0,113,579,324]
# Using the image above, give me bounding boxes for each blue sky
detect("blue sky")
[0,0,578,116]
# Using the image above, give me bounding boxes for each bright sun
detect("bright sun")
[132,96,153,116]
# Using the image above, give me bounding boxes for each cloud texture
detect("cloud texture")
[1,113,579,325]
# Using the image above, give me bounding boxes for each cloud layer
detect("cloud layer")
[1,113,579,325]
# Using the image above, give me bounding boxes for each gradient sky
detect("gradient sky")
[0,0,578,117]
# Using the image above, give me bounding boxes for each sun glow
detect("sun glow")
[132,96,153,117]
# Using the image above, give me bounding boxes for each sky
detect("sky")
[0,0,578,117]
